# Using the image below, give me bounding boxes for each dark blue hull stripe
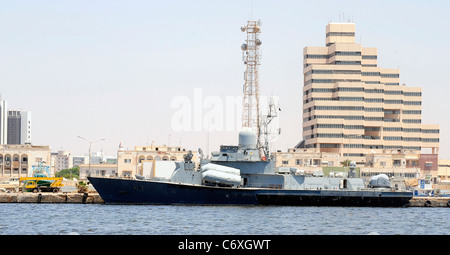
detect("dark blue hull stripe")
[88,177,413,207]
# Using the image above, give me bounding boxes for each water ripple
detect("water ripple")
[0,204,448,235]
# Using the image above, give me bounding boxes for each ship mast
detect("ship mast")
[260,97,281,158]
[241,20,262,148]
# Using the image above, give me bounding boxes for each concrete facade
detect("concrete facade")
[79,163,117,179]
[117,145,197,178]
[438,159,450,181]
[51,150,73,173]
[0,144,51,179]
[72,156,88,168]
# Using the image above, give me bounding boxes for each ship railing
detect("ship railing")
[246,183,283,189]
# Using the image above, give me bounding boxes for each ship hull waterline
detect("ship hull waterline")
[88,177,413,207]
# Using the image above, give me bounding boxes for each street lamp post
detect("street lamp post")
[77,136,105,178]
[341,133,359,167]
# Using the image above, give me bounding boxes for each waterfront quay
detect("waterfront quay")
[1,192,449,207]
[0,192,103,204]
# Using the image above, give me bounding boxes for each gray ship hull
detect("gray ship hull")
[88,177,413,207]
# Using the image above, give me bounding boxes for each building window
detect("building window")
[384,136,402,141]
[404,128,421,132]
[365,98,383,103]
[316,124,341,129]
[365,117,383,121]
[404,92,422,96]
[326,32,355,37]
[385,90,403,95]
[282,160,289,165]
[403,137,421,141]
[403,119,421,124]
[338,97,364,101]
[384,127,402,132]
[381,73,399,78]
[403,110,422,115]
[337,87,364,91]
[385,100,402,104]
[362,72,380,76]
[422,129,439,133]
[404,101,421,105]
[310,79,333,83]
[314,106,364,111]
[384,110,400,114]
[124,159,131,163]
[334,51,361,56]
[305,54,328,59]
[422,138,439,143]
[334,61,361,65]
[343,144,363,148]
[362,55,377,59]
[316,133,343,138]
[365,89,384,93]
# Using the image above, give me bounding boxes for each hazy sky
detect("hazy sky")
[1,0,449,159]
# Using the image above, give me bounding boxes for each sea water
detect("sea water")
[0,204,448,235]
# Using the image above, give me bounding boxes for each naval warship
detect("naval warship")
[88,20,412,207]
[88,128,413,207]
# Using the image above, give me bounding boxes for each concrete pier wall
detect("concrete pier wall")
[0,192,449,206]
[409,197,450,207]
[0,193,104,204]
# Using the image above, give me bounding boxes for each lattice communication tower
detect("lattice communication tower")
[241,20,262,144]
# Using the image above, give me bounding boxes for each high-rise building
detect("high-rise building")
[7,110,31,145]
[0,96,7,144]
[300,23,439,164]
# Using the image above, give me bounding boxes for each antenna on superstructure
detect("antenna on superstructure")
[260,96,281,158]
